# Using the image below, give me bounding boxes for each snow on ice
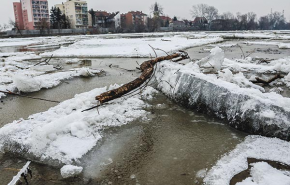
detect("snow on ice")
[41,36,223,58]
[197,47,225,73]
[237,162,290,185]
[0,51,102,98]
[0,85,157,164]
[204,136,290,185]
[60,165,83,178]
[154,57,290,139]
[279,43,290,49]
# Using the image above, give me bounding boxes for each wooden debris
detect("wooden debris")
[0,90,60,103]
[252,74,283,84]
[34,54,53,66]
[140,52,187,72]
[95,52,188,104]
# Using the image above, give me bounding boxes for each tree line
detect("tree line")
[50,7,71,29]
[191,4,290,30]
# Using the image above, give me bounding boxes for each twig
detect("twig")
[34,54,53,66]
[15,66,29,70]
[47,54,53,63]
[149,44,158,58]
[237,44,246,59]
[0,90,60,103]
[108,64,136,72]
[246,49,256,58]
[82,105,101,112]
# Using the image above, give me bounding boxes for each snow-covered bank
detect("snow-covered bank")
[0,85,157,165]
[41,36,223,58]
[154,61,290,140]
[204,136,290,185]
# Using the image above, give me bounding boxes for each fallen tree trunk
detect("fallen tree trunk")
[95,52,188,104]
[140,53,182,72]
[252,74,283,84]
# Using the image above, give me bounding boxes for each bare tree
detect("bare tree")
[247,12,257,29]
[9,19,22,36]
[38,18,50,35]
[259,16,270,30]
[191,4,208,17]
[191,4,218,22]
[247,12,257,22]
[206,6,219,22]
[220,12,235,20]
[3,24,9,30]
[269,11,287,29]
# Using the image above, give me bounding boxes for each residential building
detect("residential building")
[13,2,24,30]
[192,17,208,30]
[159,16,171,27]
[55,0,88,29]
[88,11,119,29]
[120,11,148,32]
[55,3,65,13]
[13,0,49,30]
[169,20,186,28]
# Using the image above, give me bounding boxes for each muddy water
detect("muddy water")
[81,94,246,185]
[0,93,246,185]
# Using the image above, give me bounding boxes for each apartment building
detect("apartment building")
[55,0,88,29]
[121,11,148,30]
[13,2,24,30]
[13,0,49,30]
[88,11,119,29]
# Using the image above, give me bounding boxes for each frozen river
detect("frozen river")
[0,31,290,185]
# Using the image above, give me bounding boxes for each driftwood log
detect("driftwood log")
[253,74,283,84]
[95,52,188,104]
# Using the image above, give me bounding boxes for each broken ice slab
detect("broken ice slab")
[154,62,290,140]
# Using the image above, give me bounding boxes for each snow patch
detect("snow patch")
[197,47,225,73]
[60,165,83,178]
[204,136,290,185]
[279,43,290,49]
[237,162,290,185]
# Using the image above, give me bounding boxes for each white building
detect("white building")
[55,0,88,29]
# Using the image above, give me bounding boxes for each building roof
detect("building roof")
[193,17,208,23]
[128,11,147,16]
[160,16,172,21]
[172,21,185,25]
[95,11,110,17]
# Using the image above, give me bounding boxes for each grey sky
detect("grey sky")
[3,0,290,25]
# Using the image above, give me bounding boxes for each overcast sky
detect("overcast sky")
[3,0,290,25]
